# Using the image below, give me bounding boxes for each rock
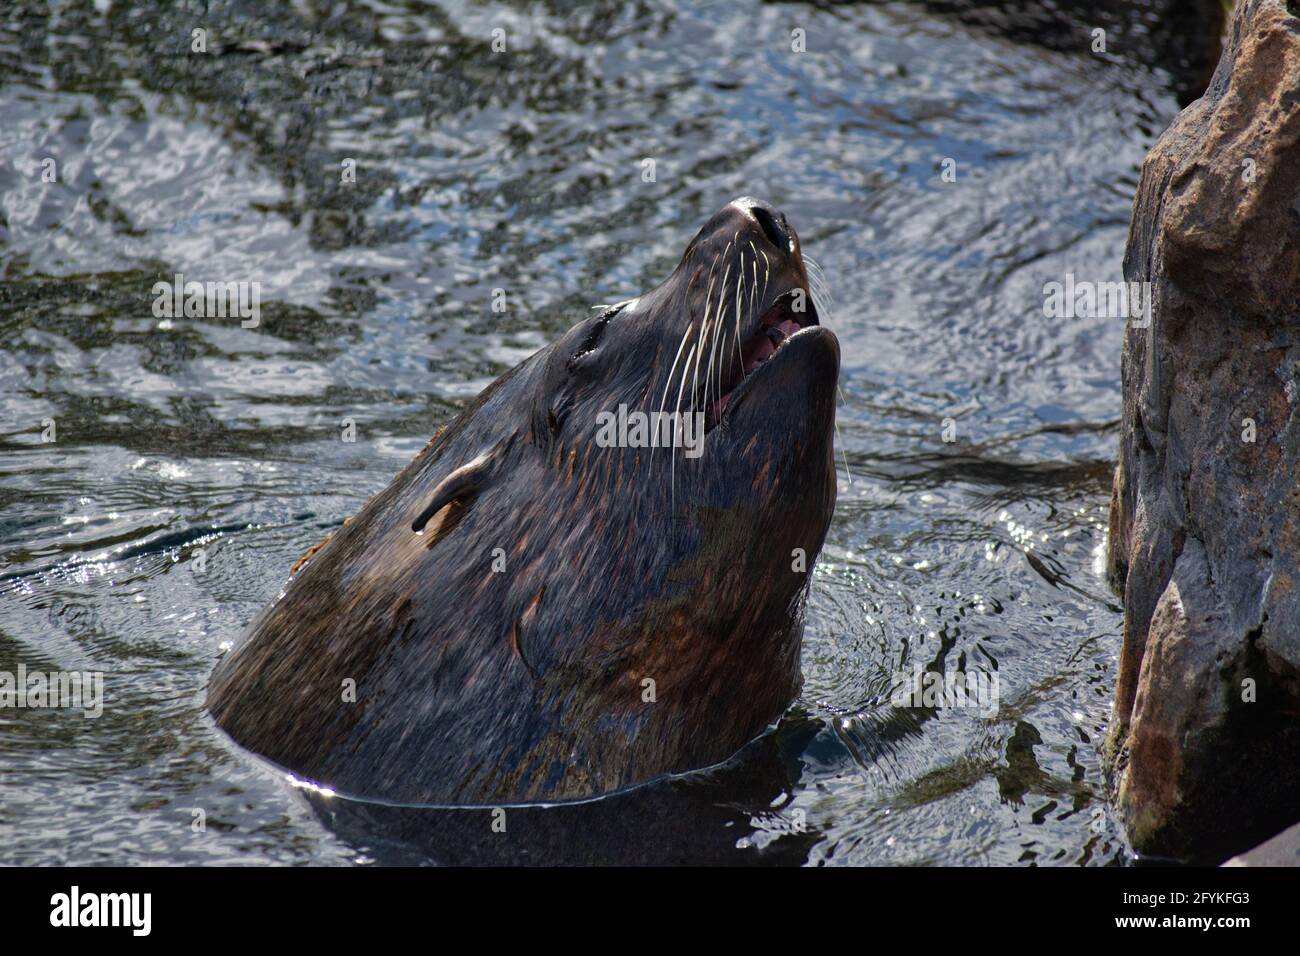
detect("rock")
[1223,821,1300,866]
[1106,0,1300,863]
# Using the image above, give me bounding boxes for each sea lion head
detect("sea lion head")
[208,198,840,805]
[534,195,838,479]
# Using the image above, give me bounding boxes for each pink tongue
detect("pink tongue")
[742,320,802,373]
[720,318,808,418]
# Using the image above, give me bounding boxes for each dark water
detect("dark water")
[0,0,1212,864]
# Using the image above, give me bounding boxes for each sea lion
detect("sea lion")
[207,197,840,805]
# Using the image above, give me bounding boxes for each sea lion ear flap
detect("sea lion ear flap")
[411,450,497,533]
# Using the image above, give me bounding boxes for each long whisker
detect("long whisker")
[720,255,743,413]
[655,320,695,465]
[804,265,833,322]
[691,300,708,420]
[671,341,696,507]
[804,254,837,321]
[738,245,761,389]
[809,279,834,325]
[656,249,719,468]
[706,250,740,417]
[728,252,748,395]
[702,279,722,420]
[808,268,831,305]
[747,242,759,325]
[700,257,730,415]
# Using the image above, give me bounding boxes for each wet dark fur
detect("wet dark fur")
[207,198,840,805]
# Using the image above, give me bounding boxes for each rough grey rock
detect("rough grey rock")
[1106,0,1300,863]
[1223,821,1300,866]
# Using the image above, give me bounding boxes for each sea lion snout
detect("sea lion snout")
[730,196,796,253]
[647,198,824,433]
[689,196,802,265]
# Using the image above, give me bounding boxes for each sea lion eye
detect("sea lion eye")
[569,317,608,368]
[567,301,629,370]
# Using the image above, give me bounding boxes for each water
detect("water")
[0,0,1209,865]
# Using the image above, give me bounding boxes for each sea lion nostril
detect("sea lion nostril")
[751,205,789,251]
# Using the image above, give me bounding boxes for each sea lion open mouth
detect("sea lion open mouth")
[208,197,840,806]
[714,287,820,426]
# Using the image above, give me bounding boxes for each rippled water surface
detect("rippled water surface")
[1,0,1210,864]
